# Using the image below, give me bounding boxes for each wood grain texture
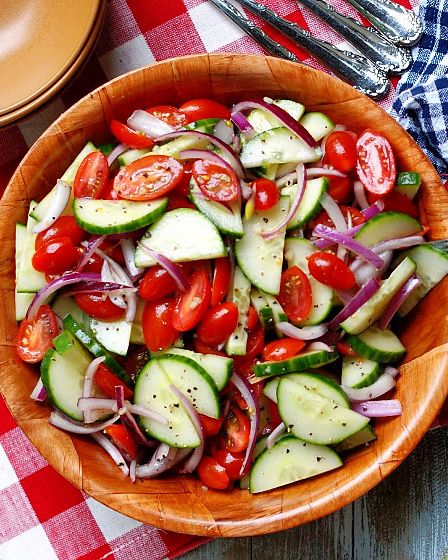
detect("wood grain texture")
[1,54,448,537]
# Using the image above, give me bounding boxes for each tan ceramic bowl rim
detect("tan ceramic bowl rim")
[1,54,448,537]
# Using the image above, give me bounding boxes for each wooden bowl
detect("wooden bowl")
[1,54,447,537]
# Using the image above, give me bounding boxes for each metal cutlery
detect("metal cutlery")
[343,0,422,46]
[233,0,389,99]
[296,0,412,75]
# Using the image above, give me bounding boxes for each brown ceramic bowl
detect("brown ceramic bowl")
[1,54,447,537]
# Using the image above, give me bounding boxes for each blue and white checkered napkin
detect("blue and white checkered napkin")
[391,0,448,174]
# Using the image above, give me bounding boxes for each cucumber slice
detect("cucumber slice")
[240,435,268,489]
[249,434,342,493]
[299,112,335,141]
[354,211,422,247]
[393,244,448,317]
[61,142,97,185]
[341,356,380,388]
[134,359,201,448]
[250,289,275,333]
[134,209,226,267]
[161,348,232,391]
[340,257,416,335]
[15,293,34,321]
[73,198,168,235]
[261,292,288,337]
[52,295,88,329]
[277,377,369,445]
[186,118,221,133]
[263,377,279,402]
[252,164,278,181]
[235,196,289,294]
[225,266,251,356]
[154,135,210,159]
[347,326,405,363]
[334,425,377,452]
[41,331,92,421]
[240,127,320,168]
[63,315,132,386]
[15,226,46,293]
[98,142,114,156]
[89,318,132,357]
[189,180,243,237]
[15,223,32,320]
[254,349,339,378]
[395,171,421,200]
[130,297,145,344]
[118,148,151,167]
[284,238,334,326]
[246,100,306,134]
[274,99,305,120]
[282,177,328,229]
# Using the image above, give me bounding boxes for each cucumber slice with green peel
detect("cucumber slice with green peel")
[263,378,280,403]
[277,378,369,445]
[354,211,422,247]
[282,177,328,229]
[341,356,380,388]
[134,360,201,448]
[62,315,132,386]
[252,164,278,181]
[225,266,251,356]
[250,289,275,333]
[249,434,342,493]
[161,348,232,391]
[347,326,405,363]
[15,225,46,294]
[153,134,210,159]
[299,112,335,141]
[395,171,421,200]
[52,296,88,330]
[134,208,226,267]
[340,257,416,335]
[186,118,221,133]
[240,435,268,489]
[274,99,306,120]
[73,197,169,235]
[98,142,114,156]
[240,127,320,168]
[392,244,448,317]
[89,318,132,357]
[118,148,151,167]
[235,196,289,294]
[276,162,298,179]
[189,180,243,238]
[284,238,334,326]
[254,349,339,378]
[60,141,97,185]
[130,298,145,345]
[334,425,377,453]
[15,293,34,321]
[246,100,306,134]
[15,223,31,320]
[42,332,93,421]
[261,292,288,337]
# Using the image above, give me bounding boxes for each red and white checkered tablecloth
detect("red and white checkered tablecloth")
[2,1,445,559]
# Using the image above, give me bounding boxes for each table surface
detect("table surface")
[185,426,448,560]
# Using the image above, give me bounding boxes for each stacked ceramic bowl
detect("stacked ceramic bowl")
[0,0,107,128]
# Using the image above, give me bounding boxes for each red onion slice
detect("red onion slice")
[92,432,130,475]
[231,99,317,148]
[328,278,380,330]
[361,200,384,219]
[371,236,424,254]
[126,403,169,425]
[379,274,421,329]
[178,149,239,189]
[351,399,402,417]
[231,373,260,476]
[49,410,120,434]
[214,119,235,144]
[320,192,347,232]
[137,245,190,292]
[353,251,393,287]
[129,459,137,482]
[82,356,106,423]
[155,130,245,179]
[342,373,396,402]
[30,378,47,402]
[277,322,328,340]
[107,143,128,166]
[127,109,175,137]
[266,422,286,449]
[78,235,107,271]
[135,447,191,479]
[306,167,347,179]
[262,164,306,239]
[276,172,297,188]
[307,341,334,352]
[354,180,369,210]
[101,261,127,309]
[120,239,144,280]
[231,111,256,140]
[32,180,71,234]
[114,386,154,447]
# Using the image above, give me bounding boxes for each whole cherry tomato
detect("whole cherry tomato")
[196,302,238,346]
[142,298,179,352]
[252,178,279,211]
[210,258,232,307]
[211,449,245,480]
[110,120,154,149]
[179,99,231,123]
[35,216,85,249]
[32,237,79,275]
[263,338,306,361]
[74,293,126,321]
[199,413,224,438]
[324,131,357,173]
[104,424,138,461]
[197,456,229,490]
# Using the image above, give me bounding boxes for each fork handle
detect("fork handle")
[297,0,412,74]
[238,0,389,99]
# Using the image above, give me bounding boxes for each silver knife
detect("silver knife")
[235,0,389,99]
[343,0,422,46]
[297,0,412,74]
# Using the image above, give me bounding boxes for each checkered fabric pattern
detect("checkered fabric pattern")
[1,1,446,559]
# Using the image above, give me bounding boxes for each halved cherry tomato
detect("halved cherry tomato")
[245,324,265,359]
[146,105,187,129]
[308,251,356,290]
[356,129,396,195]
[142,298,179,352]
[336,340,357,357]
[74,293,126,321]
[327,175,353,204]
[179,99,230,123]
[172,263,211,332]
[174,161,194,197]
[102,177,121,200]
[368,189,418,218]
[246,306,259,331]
[211,449,244,480]
[197,302,238,346]
[138,265,178,301]
[311,206,365,231]
[32,236,80,275]
[192,159,239,202]
[252,178,279,211]
[35,216,85,249]
[278,266,312,323]
[94,363,134,400]
[193,338,226,356]
[168,193,195,210]
[104,424,138,460]
[113,154,184,201]
[233,356,257,380]
[199,413,224,438]
[17,305,58,363]
[197,456,229,490]
[223,406,250,453]
[263,337,306,362]
[324,131,357,173]
[124,347,150,380]
[210,258,231,307]
[74,151,109,199]
[110,120,154,149]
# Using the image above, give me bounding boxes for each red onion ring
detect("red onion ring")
[342,373,396,402]
[30,378,47,402]
[49,410,120,434]
[127,109,175,137]
[351,399,402,417]
[92,432,130,476]
[231,111,256,140]
[32,180,71,234]
[306,167,347,179]
[135,447,192,479]
[354,180,369,210]
[320,192,347,232]
[107,143,128,166]
[266,422,286,449]
[214,119,235,144]
[277,322,328,340]
[328,278,380,330]
[379,274,421,329]
[78,235,107,271]
[82,356,106,423]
